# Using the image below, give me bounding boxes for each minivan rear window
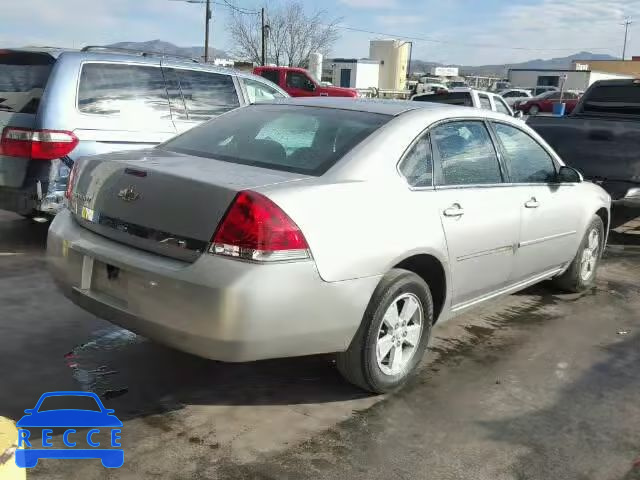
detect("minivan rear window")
[160,105,390,176]
[0,51,54,114]
[77,63,170,118]
[413,92,473,107]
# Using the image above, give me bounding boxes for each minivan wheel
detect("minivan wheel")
[336,269,433,393]
[552,215,605,293]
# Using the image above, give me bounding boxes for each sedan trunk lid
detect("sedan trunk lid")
[70,149,307,262]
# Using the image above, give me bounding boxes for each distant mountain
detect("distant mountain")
[410,51,618,78]
[105,40,230,61]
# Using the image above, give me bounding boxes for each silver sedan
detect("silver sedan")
[48,98,611,393]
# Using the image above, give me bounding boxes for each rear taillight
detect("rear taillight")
[0,127,78,160]
[65,161,79,200]
[211,190,310,262]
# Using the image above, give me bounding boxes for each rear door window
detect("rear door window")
[494,97,511,115]
[173,69,239,121]
[77,63,170,119]
[259,69,280,85]
[413,92,473,106]
[0,51,55,114]
[478,94,492,110]
[432,121,503,186]
[243,78,285,103]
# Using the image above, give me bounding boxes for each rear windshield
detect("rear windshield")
[160,105,391,175]
[581,84,640,115]
[0,51,54,114]
[413,92,472,107]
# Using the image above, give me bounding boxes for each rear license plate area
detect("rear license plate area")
[91,261,128,307]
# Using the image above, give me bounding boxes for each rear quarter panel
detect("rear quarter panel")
[263,178,450,283]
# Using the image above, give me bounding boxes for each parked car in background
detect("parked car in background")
[0,47,287,219]
[414,82,449,95]
[49,98,609,394]
[528,79,640,207]
[446,80,467,89]
[499,88,533,106]
[516,91,581,115]
[532,85,559,96]
[412,88,520,117]
[253,66,358,98]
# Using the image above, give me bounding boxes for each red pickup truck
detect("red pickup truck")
[253,66,358,98]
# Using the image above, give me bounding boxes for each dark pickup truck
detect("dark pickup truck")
[527,79,640,207]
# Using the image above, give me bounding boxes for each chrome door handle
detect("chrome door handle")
[443,204,465,217]
[524,197,540,208]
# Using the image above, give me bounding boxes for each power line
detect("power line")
[171,0,258,14]
[220,0,259,15]
[331,23,619,53]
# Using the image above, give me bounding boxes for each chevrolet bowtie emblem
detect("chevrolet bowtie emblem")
[117,185,141,202]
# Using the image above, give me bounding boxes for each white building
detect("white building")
[324,58,380,89]
[369,39,410,90]
[508,68,632,91]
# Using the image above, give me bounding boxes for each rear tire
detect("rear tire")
[337,269,433,393]
[528,105,540,115]
[553,215,604,293]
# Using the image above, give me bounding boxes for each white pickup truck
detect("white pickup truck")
[412,87,523,119]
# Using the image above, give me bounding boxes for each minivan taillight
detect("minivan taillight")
[0,127,78,160]
[211,190,310,262]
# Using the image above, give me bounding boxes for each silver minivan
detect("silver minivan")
[0,47,287,218]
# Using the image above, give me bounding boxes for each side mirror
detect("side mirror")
[514,110,524,119]
[558,165,583,183]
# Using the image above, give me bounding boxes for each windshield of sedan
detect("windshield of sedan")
[37,395,102,412]
[160,105,391,176]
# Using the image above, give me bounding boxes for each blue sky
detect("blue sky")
[1,0,638,65]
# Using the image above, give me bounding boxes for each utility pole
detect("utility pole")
[204,0,212,62]
[622,17,632,60]
[261,7,266,66]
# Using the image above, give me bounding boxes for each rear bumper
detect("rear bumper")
[0,185,65,216]
[47,209,380,362]
[0,185,37,215]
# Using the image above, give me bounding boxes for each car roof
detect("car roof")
[266,97,432,115]
[260,97,518,120]
[3,47,74,59]
[41,50,278,86]
[449,87,497,96]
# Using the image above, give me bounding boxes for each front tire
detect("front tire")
[553,216,605,293]
[528,105,540,115]
[337,269,433,393]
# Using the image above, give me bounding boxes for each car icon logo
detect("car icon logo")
[15,391,123,468]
